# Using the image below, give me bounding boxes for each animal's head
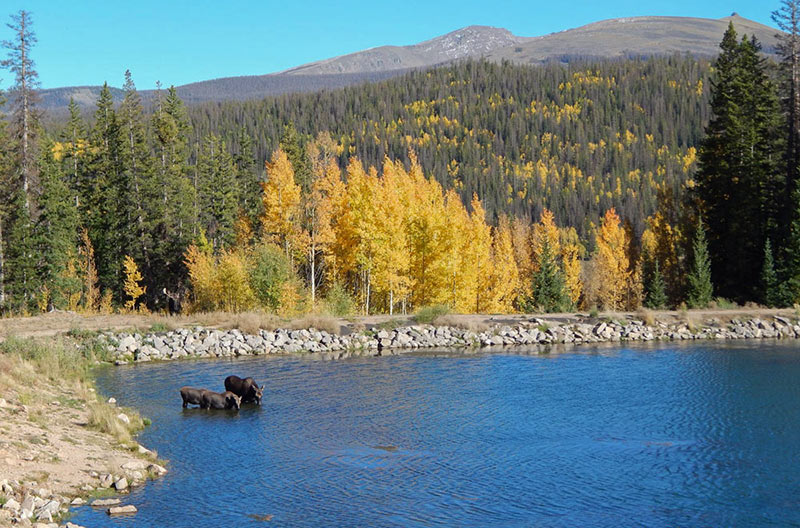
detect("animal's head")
[253,385,264,404]
[226,392,242,410]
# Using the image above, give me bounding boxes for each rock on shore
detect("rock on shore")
[101,315,800,363]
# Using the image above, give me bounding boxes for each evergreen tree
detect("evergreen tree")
[761,238,780,307]
[234,126,261,222]
[527,237,568,313]
[118,69,155,270]
[280,122,312,193]
[35,142,80,309]
[198,134,237,248]
[84,83,125,292]
[4,189,36,311]
[687,218,713,308]
[644,258,668,309]
[696,25,783,301]
[1,10,40,209]
[773,0,800,221]
[60,97,86,202]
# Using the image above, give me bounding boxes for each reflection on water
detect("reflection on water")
[71,342,800,527]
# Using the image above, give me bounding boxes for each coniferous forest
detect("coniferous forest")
[1,3,800,317]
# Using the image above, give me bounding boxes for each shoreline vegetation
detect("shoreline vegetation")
[0,337,167,526]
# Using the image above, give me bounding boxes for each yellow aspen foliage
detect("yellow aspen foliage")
[372,159,412,313]
[643,210,682,298]
[406,153,452,307]
[317,159,353,284]
[98,290,114,315]
[184,243,217,312]
[591,208,632,310]
[442,188,475,312]
[560,227,584,306]
[510,218,534,301]
[122,255,147,313]
[346,159,380,312]
[261,148,303,261]
[37,285,50,313]
[78,228,99,313]
[469,194,494,313]
[488,216,520,313]
[235,214,254,248]
[215,250,256,313]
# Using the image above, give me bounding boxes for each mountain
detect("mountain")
[38,14,780,113]
[281,26,521,75]
[487,14,779,63]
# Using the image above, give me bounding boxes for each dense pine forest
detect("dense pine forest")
[1,4,800,317]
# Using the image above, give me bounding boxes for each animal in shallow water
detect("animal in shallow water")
[202,390,242,410]
[180,387,209,408]
[224,375,264,404]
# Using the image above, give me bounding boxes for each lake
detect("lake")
[69,342,800,527]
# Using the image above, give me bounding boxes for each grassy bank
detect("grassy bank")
[0,336,164,524]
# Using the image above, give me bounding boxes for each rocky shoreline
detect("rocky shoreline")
[103,315,800,364]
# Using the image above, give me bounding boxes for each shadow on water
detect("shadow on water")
[70,341,800,528]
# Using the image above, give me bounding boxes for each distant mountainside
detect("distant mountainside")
[38,14,779,112]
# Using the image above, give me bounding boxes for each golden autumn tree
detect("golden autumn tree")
[122,255,146,312]
[372,158,412,314]
[184,242,217,312]
[406,153,452,308]
[488,216,520,313]
[442,188,475,312]
[590,208,632,310]
[261,148,303,264]
[346,159,382,313]
[510,217,534,304]
[560,227,584,306]
[469,194,494,313]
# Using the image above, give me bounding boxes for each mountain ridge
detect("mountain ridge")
[37,14,780,113]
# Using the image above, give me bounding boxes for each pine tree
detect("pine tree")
[761,238,780,307]
[1,10,40,209]
[696,25,784,301]
[35,142,80,310]
[644,258,668,309]
[773,0,800,221]
[4,189,36,311]
[528,237,568,313]
[687,218,713,308]
[198,134,238,248]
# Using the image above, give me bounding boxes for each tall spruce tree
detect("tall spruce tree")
[773,0,800,222]
[644,258,668,309]
[198,133,237,248]
[1,10,40,210]
[687,218,713,308]
[761,238,780,307]
[696,24,784,301]
[35,141,80,309]
[527,238,569,312]
[84,83,125,292]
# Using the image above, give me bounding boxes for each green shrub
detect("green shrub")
[249,244,293,311]
[323,282,355,317]
[413,305,450,324]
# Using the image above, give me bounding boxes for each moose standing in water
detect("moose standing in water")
[202,390,242,410]
[224,375,264,405]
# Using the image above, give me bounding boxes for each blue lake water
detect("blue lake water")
[70,342,800,527]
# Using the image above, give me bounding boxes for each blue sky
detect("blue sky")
[0,0,780,90]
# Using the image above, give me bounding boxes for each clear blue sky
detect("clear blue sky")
[0,0,781,90]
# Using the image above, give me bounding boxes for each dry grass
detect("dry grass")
[432,315,489,333]
[289,315,341,335]
[635,307,656,326]
[87,401,145,444]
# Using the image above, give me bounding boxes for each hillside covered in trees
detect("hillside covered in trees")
[2,5,799,318]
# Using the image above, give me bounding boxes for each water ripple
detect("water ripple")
[69,342,800,527]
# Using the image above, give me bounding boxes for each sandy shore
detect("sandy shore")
[0,340,166,526]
